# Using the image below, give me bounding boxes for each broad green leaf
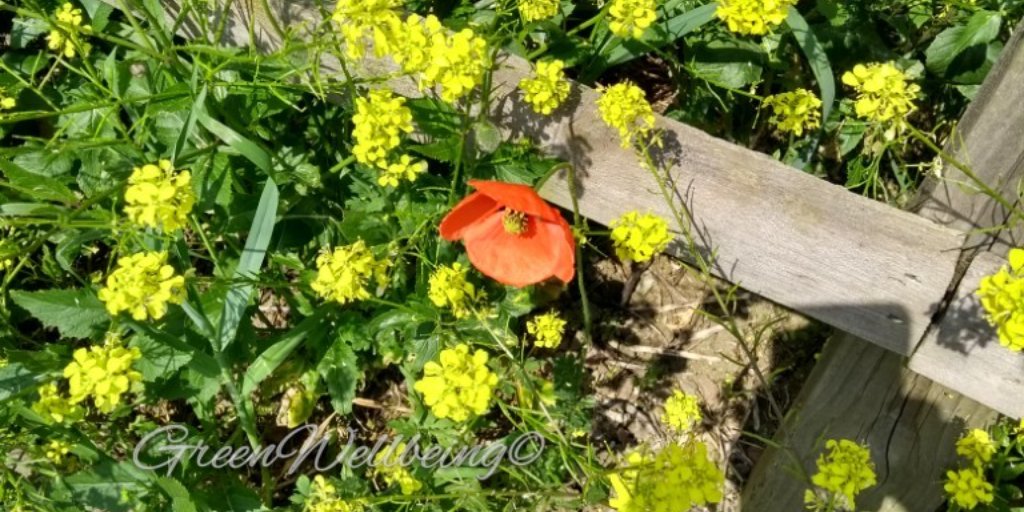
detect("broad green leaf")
[0,363,47,401]
[0,158,77,204]
[215,177,279,352]
[604,2,718,67]
[926,10,1002,77]
[318,335,361,415]
[130,332,194,383]
[786,8,836,122]
[687,37,765,89]
[9,288,108,339]
[65,460,149,511]
[195,87,274,173]
[155,477,199,512]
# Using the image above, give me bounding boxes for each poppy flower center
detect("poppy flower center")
[502,210,529,235]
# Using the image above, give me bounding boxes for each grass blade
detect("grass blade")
[786,8,836,122]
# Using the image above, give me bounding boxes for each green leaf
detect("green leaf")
[155,477,199,512]
[240,309,328,398]
[65,460,149,511]
[173,76,204,164]
[195,87,274,174]
[318,335,361,415]
[687,37,764,89]
[0,158,77,204]
[0,363,47,401]
[604,2,718,67]
[926,10,1002,77]
[786,8,836,122]
[215,177,279,352]
[130,332,194,383]
[9,288,108,339]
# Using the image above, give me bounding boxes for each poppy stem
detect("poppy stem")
[565,164,593,344]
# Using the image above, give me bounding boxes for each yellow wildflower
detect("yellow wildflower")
[609,211,673,263]
[428,263,479,319]
[413,344,499,422]
[597,82,655,148]
[762,89,823,136]
[45,440,72,465]
[98,251,186,321]
[518,0,560,22]
[945,467,994,510]
[124,159,196,232]
[308,475,365,512]
[32,382,84,424]
[977,248,1024,352]
[422,28,489,103]
[331,0,403,60]
[0,88,15,111]
[46,3,92,58]
[715,0,795,36]
[809,439,877,509]
[378,154,427,187]
[609,441,724,511]
[389,14,445,75]
[956,429,996,467]
[373,443,423,495]
[526,311,566,349]
[842,62,920,124]
[609,0,658,39]
[63,336,143,413]
[519,60,571,115]
[352,89,414,169]
[312,240,385,305]
[662,390,701,433]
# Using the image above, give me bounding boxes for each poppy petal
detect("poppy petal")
[548,216,576,283]
[468,180,560,222]
[461,211,568,287]
[439,192,500,241]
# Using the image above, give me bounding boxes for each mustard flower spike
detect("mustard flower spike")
[0,88,16,112]
[330,0,404,60]
[956,428,996,467]
[518,0,560,23]
[32,382,85,424]
[977,248,1024,352]
[308,475,366,512]
[809,439,877,509]
[608,441,724,511]
[352,89,414,169]
[841,62,921,124]
[413,344,499,422]
[388,14,445,76]
[46,3,93,58]
[609,0,658,39]
[311,240,384,305]
[421,28,489,103]
[378,154,427,187]
[526,311,566,349]
[124,159,196,232]
[715,0,796,36]
[662,390,702,433]
[45,440,73,465]
[762,89,823,136]
[428,263,479,318]
[609,211,673,263]
[596,82,656,148]
[944,467,994,510]
[372,443,423,495]
[97,251,186,321]
[519,60,571,115]
[62,335,144,413]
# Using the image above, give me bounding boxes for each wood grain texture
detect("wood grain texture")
[742,334,997,512]
[913,24,1024,255]
[909,251,1024,417]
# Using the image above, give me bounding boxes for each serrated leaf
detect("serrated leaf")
[9,288,108,339]
[130,332,194,382]
[926,10,1002,77]
[155,477,199,512]
[0,158,77,204]
[318,336,361,415]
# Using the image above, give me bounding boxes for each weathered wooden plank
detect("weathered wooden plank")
[913,25,1024,255]
[158,0,964,355]
[909,251,1024,417]
[742,334,998,511]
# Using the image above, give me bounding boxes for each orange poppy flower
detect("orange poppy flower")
[440,180,575,287]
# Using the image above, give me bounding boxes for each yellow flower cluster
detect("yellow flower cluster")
[519,60,571,115]
[351,89,426,186]
[977,248,1024,351]
[662,390,701,433]
[32,382,84,424]
[809,439,877,509]
[312,240,386,305]
[609,0,658,39]
[762,89,823,136]
[98,251,186,321]
[609,441,724,511]
[413,344,499,422]
[308,475,365,512]
[331,0,403,60]
[715,0,795,36]
[45,440,72,465]
[373,443,423,495]
[944,467,994,510]
[46,3,92,58]
[842,62,920,124]
[389,14,445,75]
[64,337,143,413]
[526,311,566,349]
[422,28,490,103]
[124,160,196,232]
[428,263,479,319]
[518,0,561,23]
[956,428,996,467]
[379,154,428,187]
[609,211,673,263]
[597,82,656,148]
[0,88,15,112]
